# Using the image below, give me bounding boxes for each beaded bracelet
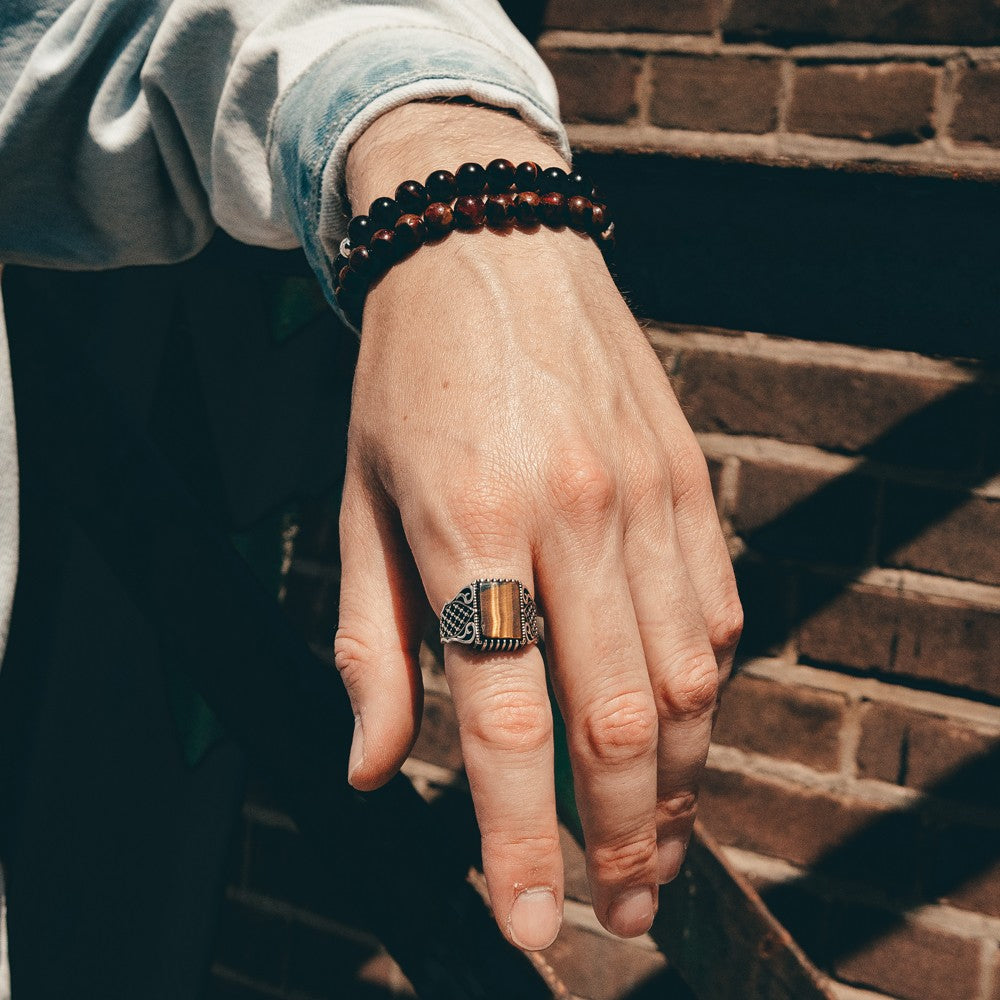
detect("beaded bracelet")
[333,158,614,325]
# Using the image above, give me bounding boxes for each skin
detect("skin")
[336,102,742,950]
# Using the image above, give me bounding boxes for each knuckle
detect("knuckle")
[656,653,720,721]
[481,829,562,862]
[333,629,375,691]
[590,834,658,883]
[465,693,553,756]
[656,791,698,827]
[546,446,617,524]
[709,597,744,657]
[580,692,658,766]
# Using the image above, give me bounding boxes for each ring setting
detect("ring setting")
[439,578,540,653]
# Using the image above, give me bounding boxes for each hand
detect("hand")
[334,103,742,950]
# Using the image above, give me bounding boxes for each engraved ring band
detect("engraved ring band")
[439,578,540,653]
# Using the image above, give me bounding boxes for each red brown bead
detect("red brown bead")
[484,193,516,228]
[514,160,540,191]
[423,201,454,238]
[339,262,365,294]
[453,194,486,228]
[514,191,541,226]
[566,195,593,232]
[538,192,566,227]
[348,245,374,278]
[393,213,427,253]
[368,228,397,269]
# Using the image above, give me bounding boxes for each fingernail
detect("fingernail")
[608,886,656,937]
[347,715,364,782]
[656,837,687,884]
[508,887,561,951]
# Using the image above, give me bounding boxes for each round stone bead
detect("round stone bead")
[485,158,516,192]
[425,169,457,202]
[393,213,427,253]
[347,214,373,245]
[565,171,595,198]
[394,179,429,215]
[368,228,398,269]
[332,252,349,276]
[455,161,487,196]
[539,166,568,195]
[590,203,612,236]
[369,197,401,231]
[538,192,566,226]
[339,262,365,294]
[566,195,593,232]
[423,201,455,238]
[514,190,541,225]
[348,245,375,278]
[484,193,516,228]
[514,160,540,191]
[453,194,486,228]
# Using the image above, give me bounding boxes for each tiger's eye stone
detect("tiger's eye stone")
[453,194,485,228]
[393,213,427,252]
[538,191,566,226]
[394,179,429,214]
[484,193,516,228]
[369,196,401,230]
[347,214,372,245]
[590,203,608,234]
[425,169,457,201]
[485,157,516,192]
[514,160,540,191]
[368,228,397,269]
[423,201,455,238]
[339,263,365,294]
[515,190,541,225]
[567,195,593,231]
[455,161,487,195]
[348,245,374,277]
[565,171,595,198]
[539,166,567,194]
[479,581,523,641]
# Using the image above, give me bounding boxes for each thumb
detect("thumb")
[335,468,427,790]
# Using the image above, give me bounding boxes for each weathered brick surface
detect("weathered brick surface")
[797,576,1000,699]
[731,459,878,565]
[545,0,719,33]
[671,348,985,473]
[649,55,781,134]
[733,557,795,658]
[724,0,1000,45]
[411,689,463,771]
[953,61,1000,148]
[541,920,669,1000]
[541,49,643,124]
[830,904,984,1000]
[927,821,1000,918]
[857,702,1000,806]
[712,674,847,770]
[699,768,920,897]
[788,63,938,143]
[881,484,1000,586]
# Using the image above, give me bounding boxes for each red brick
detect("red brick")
[953,59,1000,142]
[731,460,878,565]
[724,0,1000,45]
[670,347,984,473]
[541,919,668,1000]
[789,63,937,143]
[649,55,781,134]
[831,904,984,1000]
[733,557,795,658]
[707,454,724,510]
[881,484,1000,586]
[927,822,1000,918]
[856,701,910,784]
[542,49,643,124]
[798,576,1000,699]
[545,0,719,33]
[699,768,920,897]
[952,62,1000,148]
[712,674,847,771]
[411,689,463,771]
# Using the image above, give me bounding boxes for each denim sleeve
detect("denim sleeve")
[0,0,569,332]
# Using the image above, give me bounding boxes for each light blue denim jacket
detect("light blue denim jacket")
[0,0,570,327]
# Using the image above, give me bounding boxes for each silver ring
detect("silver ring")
[439,578,539,653]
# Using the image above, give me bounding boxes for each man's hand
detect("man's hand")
[334,103,742,950]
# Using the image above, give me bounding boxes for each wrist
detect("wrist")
[345,102,568,213]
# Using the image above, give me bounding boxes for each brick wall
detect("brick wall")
[207,3,1000,999]
[540,0,1000,179]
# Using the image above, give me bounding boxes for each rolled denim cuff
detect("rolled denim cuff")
[270,25,570,335]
